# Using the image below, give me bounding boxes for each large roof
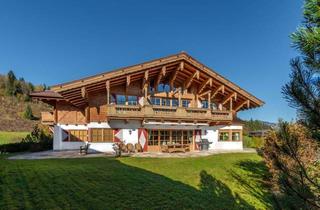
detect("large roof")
[38,52,264,109]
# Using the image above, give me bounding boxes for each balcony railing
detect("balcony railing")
[106,105,232,122]
[41,112,54,125]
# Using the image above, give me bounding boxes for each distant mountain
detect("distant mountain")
[241,118,275,135]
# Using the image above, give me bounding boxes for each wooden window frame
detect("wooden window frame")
[90,128,114,142]
[218,129,242,141]
[66,129,88,142]
[181,99,190,108]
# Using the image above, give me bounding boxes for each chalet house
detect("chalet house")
[31,52,264,153]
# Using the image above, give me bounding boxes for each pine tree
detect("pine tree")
[282,0,320,134]
[263,0,320,208]
[5,70,17,96]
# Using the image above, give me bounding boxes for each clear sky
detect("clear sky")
[0,0,303,122]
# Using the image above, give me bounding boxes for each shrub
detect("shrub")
[243,135,264,148]
[0,124,53,153]
[23,104,34,120]
[263,122,320,209]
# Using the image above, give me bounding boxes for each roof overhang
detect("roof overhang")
[33,52,264,110]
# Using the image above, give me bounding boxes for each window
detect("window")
[201,100,208,108]
[148,130,159,146]
[151,97,161,105]
[90,128,113,142]
[182,130,193,145]
[161,98,170,106]
[219,132,229,141]
[172,99,179,107]
[116,95,126,105]
[211,103,217,110]
[219,130,242,141]
[232,132,241,141]
[110,95,116,104]
[67,130,88,142]
[127,95,138,105]
[160,130,170,145]
[172,130,182,144]
[182,99,190,108]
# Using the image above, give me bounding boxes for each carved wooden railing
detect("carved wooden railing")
[106,104,232,122]
[41,112,54,125]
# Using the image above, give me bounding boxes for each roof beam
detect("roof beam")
[184,70,199,90]
[170,62,184,90]
[222,92,237,105]
[199,90,211,97]
[126,75,131,87]
[198,78,212,94]
[142,70,149,91]
[155,66,166,91]
[211,85,224,99]
[234,100,250,112]
[81,87,87,99]
[144,70,149,81]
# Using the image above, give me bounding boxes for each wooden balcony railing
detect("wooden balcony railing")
[41,112,54,125]
[106,105,232,122]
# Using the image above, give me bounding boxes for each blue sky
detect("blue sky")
[0,0,303,122]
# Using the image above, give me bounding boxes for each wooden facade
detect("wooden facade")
[31,52,263,152]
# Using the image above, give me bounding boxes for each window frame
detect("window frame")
[182,99,190,108]
[90,128,114,142]
[218,129,242,141]
[127,95,138,106]
[66,129,88,142]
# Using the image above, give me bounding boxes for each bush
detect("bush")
[243,135,264,148]
[23,104,34,120]
[263,122,320,209]
[0,124,53,153]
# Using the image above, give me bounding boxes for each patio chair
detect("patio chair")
[126,143,135,153]
[119,142,127,153]
[80,143,90,155]
[161,145,169,153]
[134,143,143,152]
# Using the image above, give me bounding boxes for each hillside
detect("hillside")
[0,72,51,132]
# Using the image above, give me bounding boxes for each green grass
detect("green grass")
[0,131,29,145]
[0,153,275,209]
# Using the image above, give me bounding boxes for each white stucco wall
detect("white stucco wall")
[53,121,243,152]
[53,121,140,152]
[201,125,243,151]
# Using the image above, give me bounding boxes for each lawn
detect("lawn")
[0,153,275,209]
[0,131,29,145]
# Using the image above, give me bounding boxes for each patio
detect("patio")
[7,148,257,160]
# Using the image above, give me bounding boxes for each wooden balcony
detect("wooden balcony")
[41,112,54,125]
[106,105,232,122]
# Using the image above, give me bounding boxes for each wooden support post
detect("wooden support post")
[85,106,90,123]
[208,92,211,109]
[106,81,110,104]
[144,82,148,104]
[54,101,58,124]
[230,98,233,111]
[178,88,182,107]
[81,87,87,98]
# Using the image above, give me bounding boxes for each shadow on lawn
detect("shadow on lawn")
[229,159,278,209]
[0,157,255,210]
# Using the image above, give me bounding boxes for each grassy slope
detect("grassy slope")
[0,93,50,132]
[0,131,29,145]
[0,153,275,209]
